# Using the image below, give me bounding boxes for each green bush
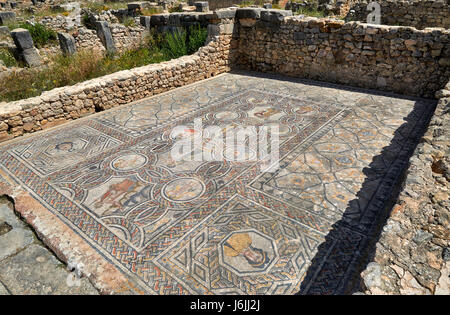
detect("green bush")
[24,23,57,48]
[187,25,207,54]
[0,26,209,102]
[161,29,187,59]
[8,23,57,48]
[0,48,17,67]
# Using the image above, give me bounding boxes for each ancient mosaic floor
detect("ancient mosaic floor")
[0,71,436,294]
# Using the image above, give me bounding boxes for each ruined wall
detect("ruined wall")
[361,81,450,295]
[35,13,145,53]
[39,15,80,32]
[347,0,450,29]
[110,23,146,52]
[72,27,106,53]
[0,31,235,142]
[235,12,449,98]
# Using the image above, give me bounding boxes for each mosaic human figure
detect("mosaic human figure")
[93,179,143,215]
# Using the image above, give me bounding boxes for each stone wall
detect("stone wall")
[72,27,105,53]
[0,29,234,142]
[347,0,450,29]
[37,12,145,53]
[360,81,450,295]
[235,12,449,98]
[110,23,146,52]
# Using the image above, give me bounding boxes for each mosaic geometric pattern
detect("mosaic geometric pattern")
[0,72,436,294]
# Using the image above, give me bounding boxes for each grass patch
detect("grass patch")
[18,6,68,20]
[141,7,163,16]
[168,6,183,13]
[295,7,326,17]
[187,24,208,55]
[238,0,265,7]
[86,1,130,12]
[0,26,208,102]
[0,48,17,67]
[122,17,136,27]
[85,2,110,13]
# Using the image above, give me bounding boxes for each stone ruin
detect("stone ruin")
[0,0,448,296]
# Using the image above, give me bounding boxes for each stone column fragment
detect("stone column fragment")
[94,21,116,54]
[0,12,16,26]
[58,32,77,56]
[10,28,42,67]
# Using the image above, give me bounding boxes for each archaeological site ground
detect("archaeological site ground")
[0,0,448,297]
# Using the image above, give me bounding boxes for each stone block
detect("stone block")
[140,16,151,30]
[0,244,99,295]
[150,14,170,27]
[210,8,237,20]
[261,9,292,23]
[0,282,8,295]
[194,2,209,13]
[293,31,306,41]
[168,13,182,25]
[127,2,143,16]
[0,204,34,262]
[0,26,10,36]
[94,21,116,54]
[58,32,76,56]
[10,28,34,50]
[0,12,16,26]
[21,47,42,67]
[236,8,262,20]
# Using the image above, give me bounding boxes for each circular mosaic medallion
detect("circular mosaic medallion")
[110,153,148,171]
[169,127,203,141]
[162,177,205,202]
[223,145,257,162]
[214,111,239,121]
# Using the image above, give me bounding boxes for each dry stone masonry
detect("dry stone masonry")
[72,27,105,53]
[110,23,146,52]
[235,12,449,98]
[0,11,15,25]
[347,0,450,29]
